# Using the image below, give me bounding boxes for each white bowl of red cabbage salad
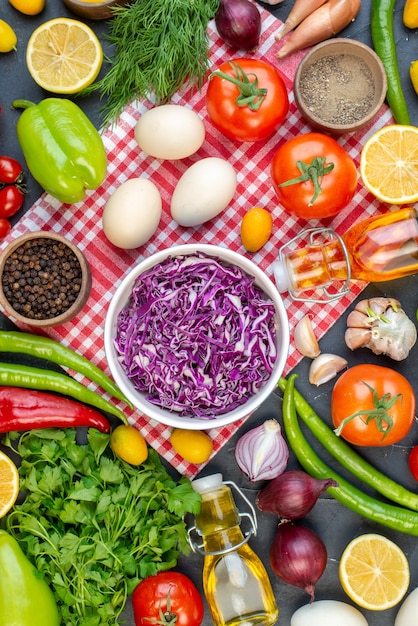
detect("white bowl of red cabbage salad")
[104,244,289,429]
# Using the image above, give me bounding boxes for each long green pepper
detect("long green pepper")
[0,330,132,407]
[371,0,411,124]
[0,362,128,424]
[281,374,418,536]
[278,376,418,511]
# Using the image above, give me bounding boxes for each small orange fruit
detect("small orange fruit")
[170,429,213,464]
[0,450,19,518]
[240,207,273,252]
[110,424,148,465]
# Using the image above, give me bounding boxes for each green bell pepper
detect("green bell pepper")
[13,98,107,204]
[0,529,60,625]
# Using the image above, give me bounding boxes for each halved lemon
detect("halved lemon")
[0,450,19,518]
[360,124,418,205]
[339,533,410,610]
[26,17,103,94]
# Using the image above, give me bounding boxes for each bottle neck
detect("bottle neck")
[194,485,246,554]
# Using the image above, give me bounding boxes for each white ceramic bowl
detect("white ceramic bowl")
[104,244,289,430]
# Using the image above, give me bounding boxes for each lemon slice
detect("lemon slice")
[0,450,19,518]
[26,17,103,94]
[360,124,418,205]
[339,533,410,610]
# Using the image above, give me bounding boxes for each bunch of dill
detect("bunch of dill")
[85,0,220,127]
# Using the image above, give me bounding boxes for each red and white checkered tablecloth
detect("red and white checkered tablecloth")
[1,8,394,477]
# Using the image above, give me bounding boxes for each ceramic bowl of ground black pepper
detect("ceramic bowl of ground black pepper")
[63,0,130,20]
[0,231,92,328]
[294,38,387,135]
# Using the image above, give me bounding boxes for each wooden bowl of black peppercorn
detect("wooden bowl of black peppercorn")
[0,231,92,328]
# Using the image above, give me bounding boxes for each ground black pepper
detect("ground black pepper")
[298,53,376,125]
[1,238,83,320]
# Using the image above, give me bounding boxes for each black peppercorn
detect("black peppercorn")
[1,238,83,320]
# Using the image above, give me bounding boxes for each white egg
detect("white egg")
[102,178,162,249]
[395,587,418,626]
[171,157,237,227]
[134,104,205,160]
[291,600,369,626]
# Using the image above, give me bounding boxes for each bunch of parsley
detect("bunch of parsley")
[2,428,201,626]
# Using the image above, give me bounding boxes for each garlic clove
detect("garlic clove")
[309,353,347,386]
[294,315,320,358]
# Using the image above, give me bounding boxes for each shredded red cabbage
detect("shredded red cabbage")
[114,252,277,418]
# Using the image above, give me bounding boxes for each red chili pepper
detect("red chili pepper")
[0,387,110,433]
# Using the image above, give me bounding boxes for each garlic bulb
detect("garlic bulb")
[235,419,289,481]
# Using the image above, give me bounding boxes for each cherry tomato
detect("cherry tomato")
[0,185,25,218]
[331,364,415,447]
[408,446,418,481]
[206,58,289,142]
[271,133,358,219]
[0,155,25,185]
[0,218,11,240]
[0,156,27,218]
[132,572,204,626]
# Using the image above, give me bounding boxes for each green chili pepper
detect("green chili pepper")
[0,361,128,424]
[371,0,411,124]
[0,529,60,626]
[12,98,107,204]
[278,376,418,511]
[0,330,132,407]
[281,374,418,536]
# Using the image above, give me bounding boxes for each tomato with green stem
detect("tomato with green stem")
[132,572,204,626]
[271,132,358,219]
[206,58,289,142]
[331,364,415,447]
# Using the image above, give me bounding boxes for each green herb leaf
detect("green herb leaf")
[3,428,201,625]
[83,0,219,127]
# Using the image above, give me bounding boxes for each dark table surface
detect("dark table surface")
[1,2,418,625]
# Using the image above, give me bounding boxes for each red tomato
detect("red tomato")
[0,185,25,218]
[0,155,24,184]
[0,217,11,240]
[132,572,204,626]
[206,58,289,142]
[271,133,358,219]
[408,446,418,481]
[331,364,415,447]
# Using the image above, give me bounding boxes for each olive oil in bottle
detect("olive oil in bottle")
[189,474,278,626]
[274,208,418,302]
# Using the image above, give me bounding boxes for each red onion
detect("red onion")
[215,0,262,51]
[270,520,327,601]
[256,470,338,519]
[235,419,289,482]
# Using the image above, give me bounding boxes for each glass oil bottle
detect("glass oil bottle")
[273,207,418,302]
[188,473,278,626]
